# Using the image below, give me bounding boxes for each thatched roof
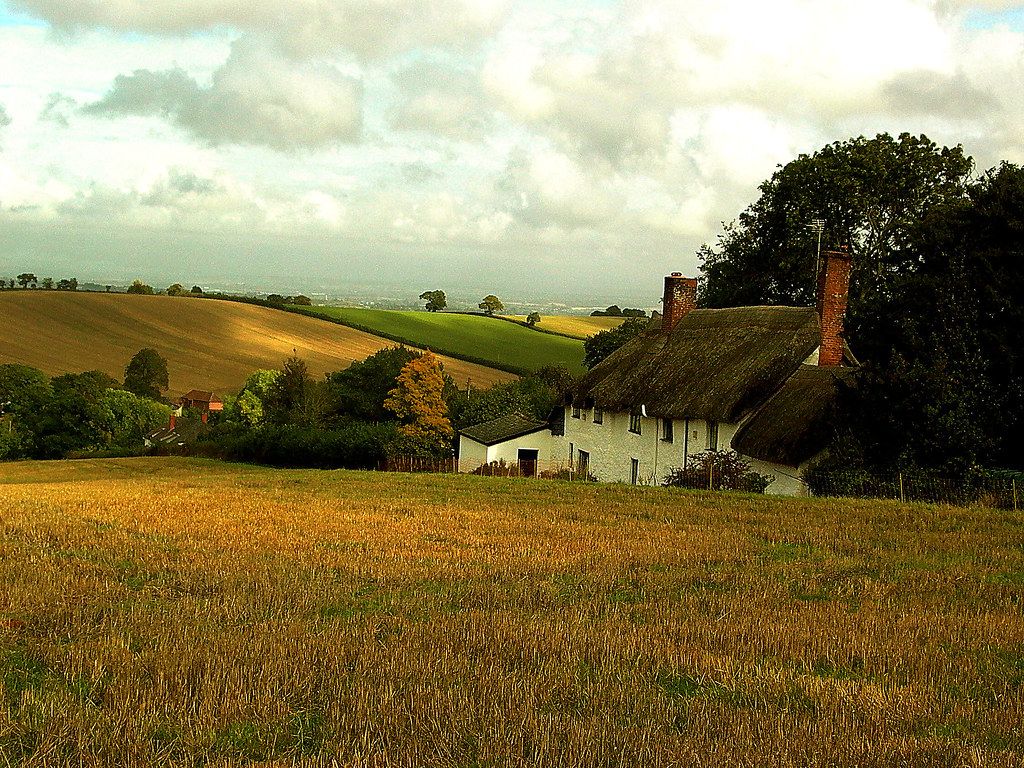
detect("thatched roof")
[576,307,821,422]
[732,365,855,466]
[460,413,550,446]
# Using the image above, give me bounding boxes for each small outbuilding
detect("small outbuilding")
[458,413,557,476]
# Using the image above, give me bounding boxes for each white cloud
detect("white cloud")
[4,0,1024,299]
[83,37,363,151]
[11,0,511,59]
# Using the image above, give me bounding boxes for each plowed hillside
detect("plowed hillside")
[0,292,514,396]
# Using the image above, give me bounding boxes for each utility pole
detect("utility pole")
[808,219,826,283]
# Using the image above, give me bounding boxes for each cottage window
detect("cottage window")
[630,458,640,485]
[707,421,719,451]
[593,407,604,425]
[572,406,581,419]
[629,411,642,434]
[661,418,674,443]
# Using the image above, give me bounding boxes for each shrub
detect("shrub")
[663,450,773,493]
[195,423,399,469]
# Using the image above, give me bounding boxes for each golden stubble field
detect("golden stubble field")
[0,292,514,396]
[1,457,1022,767]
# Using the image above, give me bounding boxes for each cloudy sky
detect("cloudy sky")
[1,0,1023,303]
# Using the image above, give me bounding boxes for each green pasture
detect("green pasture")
[294,307,586,375]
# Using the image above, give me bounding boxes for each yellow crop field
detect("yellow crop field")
[509,315,625,338]
[0,292,514,396]
[2,457,1023,766]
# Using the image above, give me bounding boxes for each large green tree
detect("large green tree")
[830,163,1024,475]
[698,133,973,329]
[325,346,420,423]
[419,290,446,312]
[124,348,169,400]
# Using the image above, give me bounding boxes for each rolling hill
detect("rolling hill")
[294,306,587,373]
[0,292,514,396]
[507,314,625,339]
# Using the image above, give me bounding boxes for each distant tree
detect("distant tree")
[265,356,312,424]
[325,346,420,424]
[227,389,265,428]
[166,283,185,296]
[591,305,622,317]
[419,290,447,312]
[266,294,286,305]
[190,285,204,295]
[583,317,648,369]
[40,277,53,290]
[123,348,169,400]
[16,273,36,289]
[385,351,453,456]
[56,278,78,291]
[621,308,647,317]
[479,295,504,315]
[290,295,312,306]
[127,280,154,295]
[105,285,112,293]
[525,312,541,327]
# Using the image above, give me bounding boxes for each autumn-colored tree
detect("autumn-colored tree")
[384,351,453,456]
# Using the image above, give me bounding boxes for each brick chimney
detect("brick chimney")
[169,413,176,430]
[662,273,698,332]
[816,246,852,367]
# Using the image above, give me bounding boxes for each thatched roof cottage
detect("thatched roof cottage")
[457,249,856,494]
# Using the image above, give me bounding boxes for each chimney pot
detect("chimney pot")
[817,246,852,367]
[662,273,698,332]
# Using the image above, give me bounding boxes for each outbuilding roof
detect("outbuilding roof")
[731,364,856,466]
[180,389,221,403]
[576,306,823,422]
[460,413,550,446]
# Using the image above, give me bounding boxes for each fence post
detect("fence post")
[1014,480,1018,512]
[899,473,905,504]
[708,462,714,491]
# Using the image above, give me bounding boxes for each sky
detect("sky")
[1,0,1024,304]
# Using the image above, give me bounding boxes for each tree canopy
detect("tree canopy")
[583,318,648,369]
[419,290,446,312]
[124,348,169,400]
[699,133,973,328]
[127,280,155,295]
[385,351,453,457]
[478,295,504,315]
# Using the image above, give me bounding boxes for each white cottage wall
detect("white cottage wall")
[487,430,563,468]
[563,406,740,485]
[457,436,488,472]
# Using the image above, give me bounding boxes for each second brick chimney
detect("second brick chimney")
[816,246,852,367]
[662,273,698,332]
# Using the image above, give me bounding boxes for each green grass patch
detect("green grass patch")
[293,307,586,374]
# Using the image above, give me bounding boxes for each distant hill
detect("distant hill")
[0,292,514,396]
[293,306,587,374]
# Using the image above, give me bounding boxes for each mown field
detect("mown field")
[0,292,513,396]
[508,314,625,339]
[294,307,586,374]
[2,458,1022,767]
